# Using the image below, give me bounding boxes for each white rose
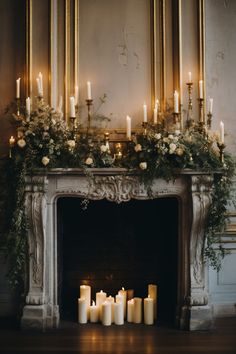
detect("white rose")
[176,147,184,156]
[134,144,142,152]
[42,156,50,166]
[169,143,177,153]
[163,137,169,143]
[139,162,147,170]
[168,134,174,140]
[67,140,76,148]
[154,133,162,140]
[100,144,108,153]
[85,157,93,165]
[17,139,26,148]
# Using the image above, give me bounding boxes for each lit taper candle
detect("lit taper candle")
[87,81,92,100]
[174,90,179,113]
[16,78,21,98]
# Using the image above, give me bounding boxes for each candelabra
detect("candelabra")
[197,98,207,134]
[9,136,15,158]
[86,99,93,133]
[217,142,225,163]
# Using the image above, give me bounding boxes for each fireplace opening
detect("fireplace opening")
[57,197,179,326]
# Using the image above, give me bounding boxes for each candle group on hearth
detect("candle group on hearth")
[78,284,157,326]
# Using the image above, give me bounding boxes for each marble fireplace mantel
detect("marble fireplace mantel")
[21,168,214,330]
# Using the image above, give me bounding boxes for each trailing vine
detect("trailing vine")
[1,99,235,287]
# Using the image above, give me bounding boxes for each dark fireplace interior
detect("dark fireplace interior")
[57,197,179,326]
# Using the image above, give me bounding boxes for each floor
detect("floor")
[0,317,236,354]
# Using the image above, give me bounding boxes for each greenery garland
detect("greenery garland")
[1,99,235,287]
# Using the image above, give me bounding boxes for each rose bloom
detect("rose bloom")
[67,140,76,148]
[42,156,50,166]
[154,133,162,140]
[134,144,142,152]
[168,134,174,140]
[85,157,93,165]
[17,139,26,148]
[139,162,147,170]
[169,143,177,153]
[176,147,184,156]
[100,144,108,153]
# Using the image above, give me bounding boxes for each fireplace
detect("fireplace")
[57,197,178,326]
[21,168,213,330]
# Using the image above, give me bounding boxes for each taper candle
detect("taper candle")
[87,81,92,99]
[16,78,21,98]
[75,85,79,106]
[69,97,76,118]
[126,115,131,140]
[199,80,203,99]
[208,98,213,114]
[143,103,147,122]
[188,71,192,83]
[174,91,179,113]
[220,121,224,144]
[26,97,31,116]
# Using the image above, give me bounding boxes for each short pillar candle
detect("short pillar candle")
[148,284,157,320]
[90,301,99,323]
[127,299,134,323]
[114,302,124,325]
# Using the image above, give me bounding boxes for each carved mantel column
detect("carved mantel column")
[189,174,214,330]
[21,175,48,330]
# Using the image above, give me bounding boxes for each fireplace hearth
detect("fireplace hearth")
[21,168,213,330]
[57,197,178,326]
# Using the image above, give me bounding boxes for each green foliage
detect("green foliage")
[2,100,235,287]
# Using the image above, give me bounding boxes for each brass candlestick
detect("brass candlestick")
[104,132,111,153]
[16,97,21,117]
[86,99,93,133]
[114,143,123,160]
[207,112,212,130]
[173,112,180,130]
[186,82,194,129]
[142,121,148,135]
[217,142,225,163]
[198,98,205,123]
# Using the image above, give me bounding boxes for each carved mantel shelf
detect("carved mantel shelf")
[21,168,214,331]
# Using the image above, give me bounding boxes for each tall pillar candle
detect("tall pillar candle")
[101,301,112,326]
[114,302,124,325]
[106,296,115,323]
[127,299,134,323]
[96,290,107,320]
[144,295,154,325]
[80,285,91,319]
[78,298,87,324]
[133,297,142,324]
[118,287,127,319]
[148,284,157,320]
[90,301,99,323]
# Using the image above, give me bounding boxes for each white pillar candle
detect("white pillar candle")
[114,302,124,325]
[126,115,131,140]
[90,301,99,323]
[144,295,154,325]
[118,287,127,319]
[143,103,147,122]
[87,81,92,99]
[133,297,142,324]
[127,299,134,323]
[101,301,112,326]
[148,284,157,320]
[16,78,21,98]
[96,290,107,320]
[106,296,115,323]
[80,285,91,320]
[220,121,224,144]
[78,298,87,324]
[199,80,203,99]
[188,71,192,83]
[208,98,213,114]
[26,97,31,116]
[174,90,179,113]
[70,96,76,118]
